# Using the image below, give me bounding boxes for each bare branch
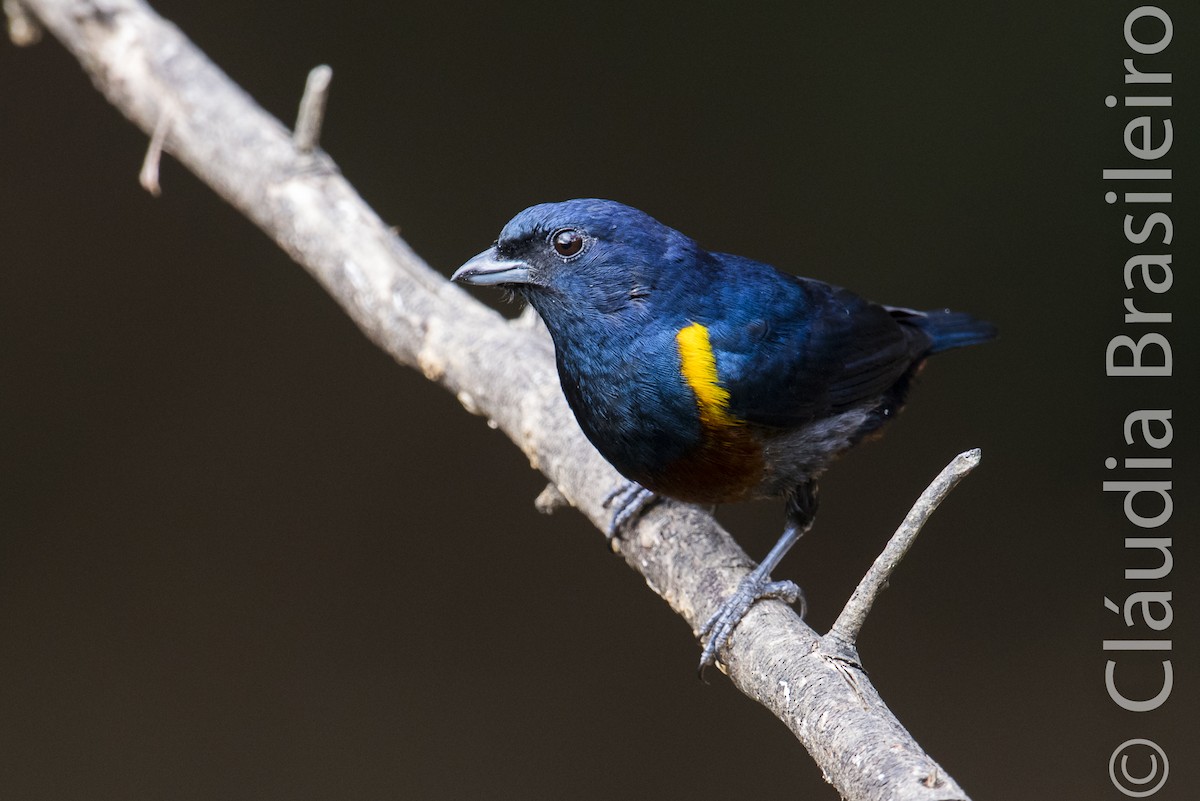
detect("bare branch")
[17,2,976,799]
[829,448,982,649]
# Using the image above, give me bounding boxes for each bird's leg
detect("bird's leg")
[697,481,818,675]
[602,481,659,540]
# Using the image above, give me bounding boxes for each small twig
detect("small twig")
[138,107,172,196]
[534,482,569,514]
[828,448,981,647]
[293,64,332,153]
[5,0,43,45]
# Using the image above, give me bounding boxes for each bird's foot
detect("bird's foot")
[697,571,806,676]
[601,481,658,539]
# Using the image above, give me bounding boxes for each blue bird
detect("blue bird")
[453,199,995,672]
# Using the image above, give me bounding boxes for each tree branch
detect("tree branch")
[14,2,976,798]
[829,448,982,650]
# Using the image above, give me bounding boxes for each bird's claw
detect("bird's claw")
[602,482,657,539]
[697,573,806,677]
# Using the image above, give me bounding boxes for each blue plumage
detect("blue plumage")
[454,198,995,670]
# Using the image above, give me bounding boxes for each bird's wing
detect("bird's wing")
[708,273,927,429]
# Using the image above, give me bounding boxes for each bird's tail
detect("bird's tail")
[888,306,998,354]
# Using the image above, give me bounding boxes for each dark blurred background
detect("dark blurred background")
[2,1,1196,798]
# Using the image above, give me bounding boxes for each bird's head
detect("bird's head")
[452,199,702,320]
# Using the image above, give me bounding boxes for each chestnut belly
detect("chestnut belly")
[641,425,765,505]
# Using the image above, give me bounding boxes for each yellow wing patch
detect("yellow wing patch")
[676,322,741,429]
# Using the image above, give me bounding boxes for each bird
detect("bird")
[452,198,995,672]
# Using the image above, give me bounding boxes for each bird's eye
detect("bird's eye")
[551,229,584,258]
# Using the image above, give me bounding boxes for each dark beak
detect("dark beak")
[452,248,532,287]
